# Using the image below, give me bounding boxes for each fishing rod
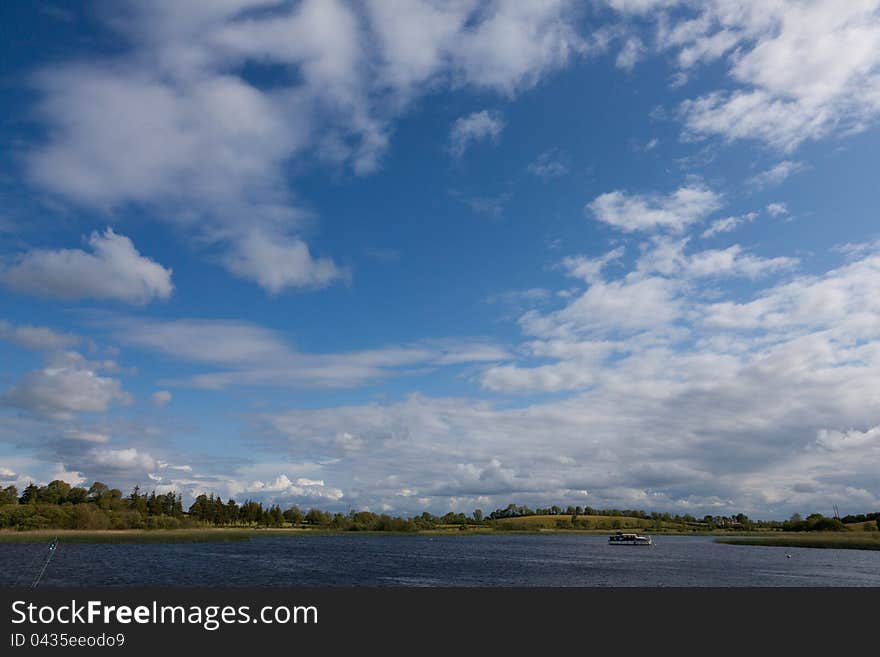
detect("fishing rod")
[31,537,59,589]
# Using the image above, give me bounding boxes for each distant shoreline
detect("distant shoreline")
[715,534,880,551]
[4,527,877,547]
[0,527,734,543]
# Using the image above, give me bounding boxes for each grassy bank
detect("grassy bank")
[0,524,740,543]
[490,513,719,532]
[0,527,498,543]
[0,528,313,544]
[716,533,880,551]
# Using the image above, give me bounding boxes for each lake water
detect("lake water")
[2,534,879,587]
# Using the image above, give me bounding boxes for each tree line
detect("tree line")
[0,479,876,532]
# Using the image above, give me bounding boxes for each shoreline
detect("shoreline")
[715,534,880,551]
[3,529,880,552]
[0,527,847,544]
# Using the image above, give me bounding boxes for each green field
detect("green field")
[0,521,658,543]
[0,528,311,543]
[491,514,661,531]
[2,522,876,545]
[716,532,880,551]
[845,520,879,532]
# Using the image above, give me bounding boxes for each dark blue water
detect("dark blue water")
[2,535,878,587]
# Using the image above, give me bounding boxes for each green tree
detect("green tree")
[88,482,112,509]
[305,508,330,526]
[226,499,240,524]
[267,505,284,527]
[0,485,18,505]
[67,487,88,504]
[283,505,303,525]
[19,483,39,505]
[129,485,148,514]
[41,480,71,505]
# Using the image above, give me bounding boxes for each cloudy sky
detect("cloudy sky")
[2,1,879,519]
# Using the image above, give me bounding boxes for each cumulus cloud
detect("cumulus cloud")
[2,351,130,420]
[588,185,722,232]
[25,1,590,292]
[815,425,880,452]
[642,2,880,150]
[89,447,156,472]
[701,250,880,331]
[635,237,797,280]
[223,231,348,294]
[50,464,86,487]
[247,474,343,502]
[560,247,626,283]
[1,228,172,304]
[766,202,789,217]
[447,110,505,157]
[519,274,682,337]
[238,244,880,516]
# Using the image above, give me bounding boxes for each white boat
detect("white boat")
[608,531,653,545]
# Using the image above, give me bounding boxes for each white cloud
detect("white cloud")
[0,320,79,350]
[526,149,569,179]
[615,36,643,71]
[587,185,721,232]
[247,473,343,502]
[702,250,880,331]
[25,1,591,292]
[655,2,880,150]
[481,235,799,397]
[481,355,606,393]
[157,462,192,473]
[766,202,789,217]
[151,390,172,406]
[701,212,758,239]
[63,429,111,444]
[367,0,589,96]
[448,110,505,157]
[250,357,880,514]
[560,247,626,283]
[2,351,130,419]
[1,228,172,304]
[234,243,880,515]
[89,447,156,472]
[520,274,682,337]
[636,237,797,280]
[104,317,506,390]
[223,230,348,294]
[747,160,806,189]
[50,464,85,486]
[815,425,880,452]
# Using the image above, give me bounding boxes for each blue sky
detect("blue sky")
[2,1,880,518]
